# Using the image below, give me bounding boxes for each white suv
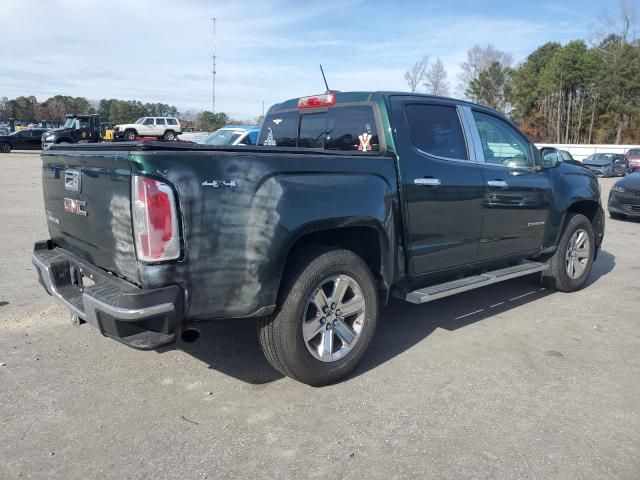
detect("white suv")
[114,117,182,141]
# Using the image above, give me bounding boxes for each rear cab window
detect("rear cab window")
[259,102,381,153]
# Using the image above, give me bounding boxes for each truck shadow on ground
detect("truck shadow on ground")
[177,250,615,385]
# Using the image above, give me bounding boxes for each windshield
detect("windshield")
[627,149,640,156]
[134,117,145,124]
[584,154,614,166]
[201,129,244,145]
[63,117,75,128]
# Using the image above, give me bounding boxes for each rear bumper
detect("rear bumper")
[32,240,183,349]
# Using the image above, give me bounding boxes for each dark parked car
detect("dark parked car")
[558,150,582,166]
[625,148,640,172]
[0,128,49,153]
[608,171,640,219]
[41,114,102,149]
[32,91,605,385]
[582,153,629,177]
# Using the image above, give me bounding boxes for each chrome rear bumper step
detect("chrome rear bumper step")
[405,261,548,304]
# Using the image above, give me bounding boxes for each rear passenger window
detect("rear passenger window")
[156,118,166,125]
[259,110,298,147]
[405,104,468,160]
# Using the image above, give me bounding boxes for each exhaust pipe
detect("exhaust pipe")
[180,323,201,343]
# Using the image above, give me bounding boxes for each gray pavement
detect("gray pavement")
[1,151,639,479]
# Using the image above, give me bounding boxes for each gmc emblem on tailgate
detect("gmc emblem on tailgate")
[64,169,81,192]
[64,198,87,216]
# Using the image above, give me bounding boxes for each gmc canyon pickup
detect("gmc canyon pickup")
[33,91,604,386]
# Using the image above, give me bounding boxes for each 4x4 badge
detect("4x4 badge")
[64,169,81,192]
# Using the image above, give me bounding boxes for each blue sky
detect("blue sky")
[0,0,614,119]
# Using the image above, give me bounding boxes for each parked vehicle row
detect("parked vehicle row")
[198,125,260,146]
[609,171,640,220]
[0,128,49,153]
[113,117,182,141]
[626,148,640,172]
[33,91,605,385]
[582,153,630,177]
[558,150,582,166]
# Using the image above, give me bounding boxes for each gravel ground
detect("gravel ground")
[1,151,639,480]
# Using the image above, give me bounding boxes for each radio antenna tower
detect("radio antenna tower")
[212,17,217,114]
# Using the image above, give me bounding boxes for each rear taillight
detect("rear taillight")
[132,175,180,262]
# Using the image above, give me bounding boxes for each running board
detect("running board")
[405,262,548,304]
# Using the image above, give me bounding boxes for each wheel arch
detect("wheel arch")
[566,199,600,223]
[553,199,604,259]
[278,221,392,305]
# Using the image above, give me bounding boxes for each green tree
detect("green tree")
[8,96,38,122]
[594,40,640,143]
[197,111,229,131]
[466,62,512,112]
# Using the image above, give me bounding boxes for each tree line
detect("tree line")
[405,1,640,144]
[0,95,240,132]
[0,95,182,126]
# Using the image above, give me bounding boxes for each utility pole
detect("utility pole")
[212,17,217,114]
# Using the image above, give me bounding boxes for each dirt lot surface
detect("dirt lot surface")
[1,151,639,479]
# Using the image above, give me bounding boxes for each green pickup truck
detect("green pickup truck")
[33,91,604,385]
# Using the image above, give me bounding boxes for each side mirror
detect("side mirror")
[540,147,560,169]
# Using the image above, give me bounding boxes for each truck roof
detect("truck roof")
[267,91,485,113]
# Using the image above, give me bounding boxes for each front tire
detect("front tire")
[0,142,11,153]
[541,213,595,292]
[124,130,137,141]
[609,211,626,220]
[258,248,378,386]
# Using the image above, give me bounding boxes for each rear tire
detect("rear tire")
[609,211,626,220]
[258,247,378,386]
[0,142,11,153]
[541,213,595,292]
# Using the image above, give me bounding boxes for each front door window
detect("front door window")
[472,111,532,169]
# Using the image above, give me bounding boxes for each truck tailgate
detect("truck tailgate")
[41,149,140,284]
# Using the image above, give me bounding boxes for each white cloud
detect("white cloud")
[0,0,593,119]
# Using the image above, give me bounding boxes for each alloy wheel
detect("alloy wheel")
[302,274,366,362]
[565,229,591,279]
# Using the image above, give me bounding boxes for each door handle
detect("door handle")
[414,178,441,186]
[487,180,508,188]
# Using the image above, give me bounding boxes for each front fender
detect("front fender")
[543,165,603,250]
